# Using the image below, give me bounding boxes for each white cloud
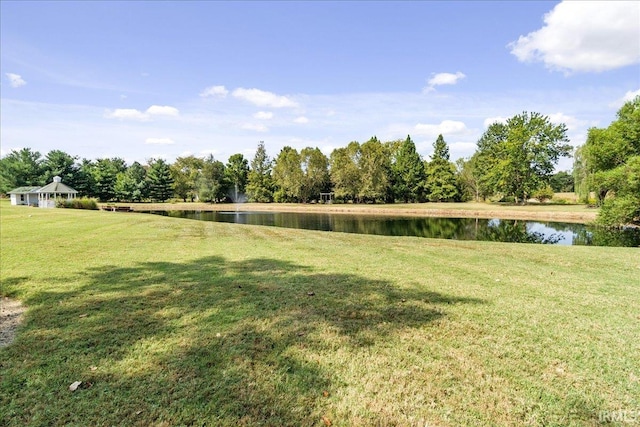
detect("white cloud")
[483,116,509,128]
[509,1,640,73]
[232,88,298,108]
[254,111,274,120]
[105,108,150,121]
[294,116,309,124]
[6,73,26,88]
[428,72,466,87]
[105,105,179,120]
[414,120,468,137]
[200,85,229,98]
[242,123,269,132]
[548,112,588,131]
[622,89,640,103]
[145,137,175,145]
[146,105,179,116]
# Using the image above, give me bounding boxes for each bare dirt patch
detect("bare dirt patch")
[1,297,26,348]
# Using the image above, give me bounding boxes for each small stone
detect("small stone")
[307,291,315,296]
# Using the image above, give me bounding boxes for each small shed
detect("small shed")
[36,176,78,208]
[9,187,41,206]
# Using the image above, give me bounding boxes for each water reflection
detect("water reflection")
[144,211,640,247]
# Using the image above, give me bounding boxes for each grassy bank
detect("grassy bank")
[1,203,637,426]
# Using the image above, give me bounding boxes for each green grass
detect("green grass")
[1,202,638,426]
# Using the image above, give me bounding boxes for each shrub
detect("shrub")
[56,197,99,210]
[532,185,554,203]
[597,195,640,227]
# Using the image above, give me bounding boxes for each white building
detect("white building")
[8,176,78,208]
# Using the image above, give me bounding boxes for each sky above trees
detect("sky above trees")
[1,1,638,171]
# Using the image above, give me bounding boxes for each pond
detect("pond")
[144,210,640,247]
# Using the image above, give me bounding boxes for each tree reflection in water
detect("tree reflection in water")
[147,211,640,247]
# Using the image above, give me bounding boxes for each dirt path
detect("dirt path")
[0,297,25,348]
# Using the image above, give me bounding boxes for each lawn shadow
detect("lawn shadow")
[4,255,485,426]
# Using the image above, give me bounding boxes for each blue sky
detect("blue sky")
[1,1,638,171]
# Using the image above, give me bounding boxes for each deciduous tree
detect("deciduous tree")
[476,112,571,203]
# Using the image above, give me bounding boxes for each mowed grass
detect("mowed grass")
[1,203,638,426]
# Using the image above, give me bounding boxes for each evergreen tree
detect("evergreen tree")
[93,158,127,202]
[146,158,174,202]
[0,148,44,193]
[425,135,459,202]
[390,135,425,202]
[246,141,274,202]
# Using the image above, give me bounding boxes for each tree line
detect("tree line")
[573,96,640,225]
[2,109,602,208]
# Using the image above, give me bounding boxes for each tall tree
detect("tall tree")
[330,142,361,202]
[579,96,640,225]
[476,112,571,203]
[171,156,204,202]
[358,137,391,203]
[42,150,79,188]
[273,146,303,202]
[300,147,330,203]
[0,148,44,193]
[146,158,174,202]
[198,155,227,203]
[246,141,274,202]
[425,134,459,202]
[115,162,148,202]
[74,159,97,198]
[390,135,425,202]
[92,158,127,202]
[225,153,249,202]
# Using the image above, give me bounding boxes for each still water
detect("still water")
[145,210,640,247]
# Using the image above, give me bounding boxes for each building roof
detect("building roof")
[37,181,78,194]
[8,186,41,194]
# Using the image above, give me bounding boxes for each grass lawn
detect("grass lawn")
[1,202,638,426]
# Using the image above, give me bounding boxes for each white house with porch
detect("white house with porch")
[8,176,78,208]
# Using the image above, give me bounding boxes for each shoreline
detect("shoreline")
[119,202,598,224]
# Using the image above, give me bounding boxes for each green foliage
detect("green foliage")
[300,147,330,203]
[197,155,227,203]
[425,135,459,202]
[42,150,80,189]
[549,171,574,192]
[273,146,303,202]
[146,158,174,202]
[0,148,45,193]
[390,135,425,202]
[476,112,571,203]
[595,155,640,226]
[358,137,391,203]
[114,162,148,202]
[329,142,361,202]
[55,197,99,210]
[581,96,640,206]
[246,141,274,202]
[532,185,554,203]
[171,156,204,202]
[225,154,249,200]
[92,158,127,202]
